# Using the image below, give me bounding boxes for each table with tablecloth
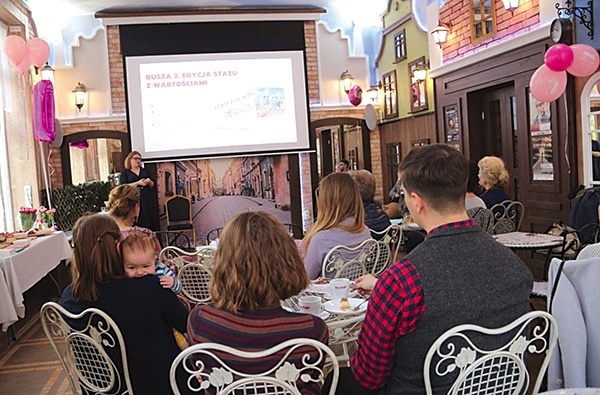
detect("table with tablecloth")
[0,231,72,331]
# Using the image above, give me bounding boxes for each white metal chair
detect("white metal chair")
[158,245,216,274]
[40,302,133,395]
[423,311,558,395]
[369,224,403,274]
[576,242,600,260]
[490,200,525,234]
[177,262,212,307]
[467,206,494,234]
[321,239,378,281]
[169,338,339,395]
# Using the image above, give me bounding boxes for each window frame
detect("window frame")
[393,29,407,63]
[470,0,496,44]
[408,57,428,113]
[382,70,398,119]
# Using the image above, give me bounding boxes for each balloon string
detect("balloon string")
[19,74,31,160]
[47,146,55,178]
[563,92,570,174]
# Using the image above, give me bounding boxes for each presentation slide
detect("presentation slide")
[126,51,310,161]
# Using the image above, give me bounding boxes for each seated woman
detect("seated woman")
[349,169,391,239]
[465,161,486,210]
[302,172,371,279]
[107,184,161,254]
[61,214,189,394]
[187,211,328,395]
[478,156,511,209]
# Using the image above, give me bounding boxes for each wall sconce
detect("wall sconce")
[72,82,87,113]
[502,0,519,13]
[431,22,451,48]
[556,0,594,39]
[412,61,429,83]
[366,86,379,103]
[40,62,54,82]
[340,70,354,93]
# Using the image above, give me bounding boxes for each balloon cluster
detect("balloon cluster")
[2,36,50,74]
[530,44,600,103]
[348,85,363,106]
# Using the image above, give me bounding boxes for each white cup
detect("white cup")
[298,296,321,315]
[330,278,350,299]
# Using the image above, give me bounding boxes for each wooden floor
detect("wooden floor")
[0,315,73,395]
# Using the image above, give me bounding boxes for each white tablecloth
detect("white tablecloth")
[493,231,563,249]
[0,231,72,331]
[539,389,600,394]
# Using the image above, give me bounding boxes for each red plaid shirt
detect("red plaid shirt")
[350,258,425,390]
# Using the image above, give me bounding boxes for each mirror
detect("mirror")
[583,73,600,186]
[61,130,131,186]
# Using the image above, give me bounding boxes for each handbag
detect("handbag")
[547,222,579,256]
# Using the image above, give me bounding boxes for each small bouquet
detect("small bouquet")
[18,206,37,230]
[36,206,56,228]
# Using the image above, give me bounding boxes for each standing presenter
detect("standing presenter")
[120,151,156,230]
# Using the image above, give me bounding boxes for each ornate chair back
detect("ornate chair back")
[159,245,216,274]
[321,239,379,281]
[490,200,525,234]
[169,338,339,395]
[206,227,223,245]
[369,224,403,274]
[178,262,212,306]
[467,207,494,234]
[423,311,557,395]
[40,302,133,395]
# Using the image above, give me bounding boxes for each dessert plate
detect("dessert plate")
[323,298,368,315]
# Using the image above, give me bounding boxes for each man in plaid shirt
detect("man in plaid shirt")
[328,144,532,394]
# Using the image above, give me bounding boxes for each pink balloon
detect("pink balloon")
[567,44,600,77]
[14,52,31,74]
[27,38,50,68]
[2,35,27,68]
[530,64,567,103]
[544,44,574,72]
[348,85,363,106]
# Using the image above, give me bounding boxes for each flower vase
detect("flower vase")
[19,213,36,231]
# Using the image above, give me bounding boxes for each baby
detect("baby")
[120,232,182,294]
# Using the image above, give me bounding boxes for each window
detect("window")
[408,57,428,113]
[382,70,398,118]
[393,29,407,62]
[470,0,496,43]
[165,171,173,196]
[386,143,401,194]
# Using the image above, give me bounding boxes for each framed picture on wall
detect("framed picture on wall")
[411,139,430,148]
[444,104,460,151]
[529,92,554,181]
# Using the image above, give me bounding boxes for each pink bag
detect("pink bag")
[33,80,55,143]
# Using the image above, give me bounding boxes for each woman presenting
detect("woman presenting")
[119,151,155,229]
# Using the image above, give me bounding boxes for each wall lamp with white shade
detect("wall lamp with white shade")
[412,61,429,83]
[502,0,519,13]
[431,22,451,48]
[39,62,54,82]
[340,70,354,93]
[72,82,87,113]
[366,86,379,104]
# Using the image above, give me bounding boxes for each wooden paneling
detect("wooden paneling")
[378,113,437,203]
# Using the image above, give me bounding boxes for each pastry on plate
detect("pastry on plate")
[340,297,350,311]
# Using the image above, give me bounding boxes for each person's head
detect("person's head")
[124,151,142,170]
[120,232,156,278]
[336,159,350,172]
[303,172,365,249]
[467,162,482,194]
[399,144,468,215]
[106,184,140,221]
[349,169,376,203]
[478,156,509,190]
[210,211,310,313]
[71,214,124,301]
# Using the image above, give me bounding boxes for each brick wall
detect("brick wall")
[304,21,320,104]
[107,25,126,115]
[440,0,539,62]
[49,120,127,188]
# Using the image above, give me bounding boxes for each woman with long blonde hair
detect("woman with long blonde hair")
[186,211,328,395]
[303,172,371,279]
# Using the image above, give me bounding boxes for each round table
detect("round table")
[492,231,563,250]
[538,389,600,395]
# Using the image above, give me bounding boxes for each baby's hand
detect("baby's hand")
[160,276,175,289]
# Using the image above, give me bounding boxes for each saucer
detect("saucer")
[323,298,368,315]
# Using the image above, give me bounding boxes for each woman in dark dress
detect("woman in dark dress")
[61,214,189,394]
[119,151,155,229]
[478,156,511,208]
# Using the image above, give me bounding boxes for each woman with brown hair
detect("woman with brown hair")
[60,214,188,394]
[302,172,371,279]
[119,151,156,229]
[187,211,328,395]
[106,184,161,254]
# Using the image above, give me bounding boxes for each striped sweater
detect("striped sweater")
[187,304,329,395]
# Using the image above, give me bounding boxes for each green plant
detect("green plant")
[42,182,112,230]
